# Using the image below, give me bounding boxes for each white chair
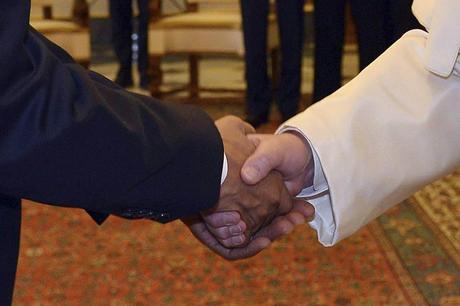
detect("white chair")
[148,0,280,102]
[30,0,91,68]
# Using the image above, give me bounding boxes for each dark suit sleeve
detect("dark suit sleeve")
[0,2,224,223]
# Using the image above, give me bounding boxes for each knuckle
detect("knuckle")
[225,211,240,224]
[257,154,273,170]
[206,215,220,228]
[215,227,229,239]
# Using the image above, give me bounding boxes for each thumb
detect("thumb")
[241,121,256,135]
[241,135,283,185]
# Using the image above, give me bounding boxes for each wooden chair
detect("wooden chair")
[30,0,91,68]
[148,0,280,103]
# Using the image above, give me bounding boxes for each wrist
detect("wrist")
[283,132,315,188]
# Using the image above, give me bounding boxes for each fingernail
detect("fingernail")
[243,167,258,181]
[232,235,244,245]
[229,225,242,235]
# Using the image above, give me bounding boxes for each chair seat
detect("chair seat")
[148,6,280,100]
[149,11,278,55]
[30,20,82,33]
[30,20,90,62]
[152,11,276,29]
[153,12,240,29]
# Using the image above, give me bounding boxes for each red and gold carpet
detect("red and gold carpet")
[12,106,460,305]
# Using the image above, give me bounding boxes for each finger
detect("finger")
[202,211,241,227]
[246,134,273,150]
[184,217,270,260]
[242,201,313,244]
[184,216,221,248]
[241,138,283,185]
[277,186,293,215]
[241,121,256,134]
[280,200,313,226]
[185,217,238,252]
[204,220,247,240]
[222,237,271,260]
[257,201,313,241]
[285,180,307,196]
[251,202,311,242]
[291,200,315,219]
[284,211,306,226]
[253,216,295,242]
[219,233,247,248]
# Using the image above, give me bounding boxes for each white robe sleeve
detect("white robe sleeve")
[279,0,460,246]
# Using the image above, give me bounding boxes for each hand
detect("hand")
[242,132,314,195]
[182,200,314,260]
[203,117,293,244]
[203,132,316,248]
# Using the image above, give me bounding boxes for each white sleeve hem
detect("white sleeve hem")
[277,125,337,246]
[220,153,228,185]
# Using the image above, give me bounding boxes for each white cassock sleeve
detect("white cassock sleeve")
[278,0,460,246]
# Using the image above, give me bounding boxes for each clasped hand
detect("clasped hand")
[183,116,315,260]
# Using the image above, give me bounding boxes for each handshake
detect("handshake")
[182,116,316,260]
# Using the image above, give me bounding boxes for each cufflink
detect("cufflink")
[119,208,171,223]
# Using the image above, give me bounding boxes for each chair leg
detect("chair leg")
[189,54,199,100]
[150,55,163,98]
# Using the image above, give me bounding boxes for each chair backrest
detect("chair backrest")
[30,0,90,27]
[155,0,239,17]
[150,0,230,20]
[47,0,109,19]
[30,0,55,19]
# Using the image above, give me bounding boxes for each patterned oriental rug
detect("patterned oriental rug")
[12,105,460,305]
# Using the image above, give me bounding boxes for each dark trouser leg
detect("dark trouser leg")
[350,0,386,70]
[312,0,345,103]
[384,0,422,47]
[0,195,21,306]
[276,0,304,120]
[240,0,271,123]
[109,0,133,82]
[137,0,150,82]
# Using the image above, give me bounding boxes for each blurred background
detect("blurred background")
[15,0,460,305]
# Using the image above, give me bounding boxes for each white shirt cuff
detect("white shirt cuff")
[277,126,337,246]
[221,153,228,185]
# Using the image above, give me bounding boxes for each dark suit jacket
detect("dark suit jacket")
[0,2,223,304]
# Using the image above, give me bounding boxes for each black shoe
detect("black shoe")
[114,71,134,88]
[139,75,151,90]
[245,115,268,129]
